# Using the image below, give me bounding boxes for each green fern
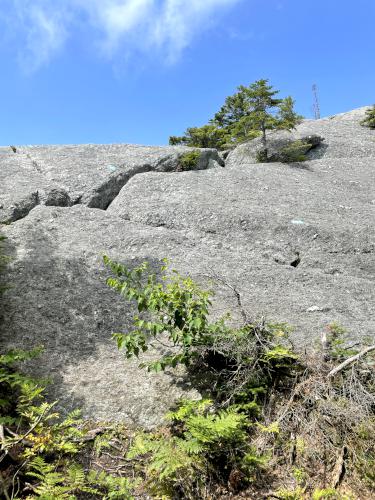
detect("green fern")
[128,399,264,496]
[87,471,136,499]
[26,457,97,499]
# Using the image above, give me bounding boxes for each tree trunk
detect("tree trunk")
[261,123,268,161]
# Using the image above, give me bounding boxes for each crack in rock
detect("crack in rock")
[2,146,225,224]
[84,164,156,210]
[4,192,40,223]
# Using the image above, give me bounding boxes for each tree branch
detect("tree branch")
[327,345,375,378]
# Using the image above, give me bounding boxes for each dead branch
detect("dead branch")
[199,271,249,325]
[332,446,347,488]
[321,330,331,361]
[327,345,375,378]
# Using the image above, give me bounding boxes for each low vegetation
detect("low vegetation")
[177,150,201,171]
[104,257,375,499]
[360,105,375,129]
[1,241,374,498]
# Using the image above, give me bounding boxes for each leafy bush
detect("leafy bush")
[177,150,201,171]
[170,125,228,149]
[360,105,375,128]
[103,257,298,384]
[257,135,324,164]
[255,148,269,163]
[105,257,375,498]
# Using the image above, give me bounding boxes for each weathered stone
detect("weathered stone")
[108,109,375,347]
[0,144,223,221]
[0,150,50,223]
[1,205,201,427]
[1,107,374,426]
[226,107,375,166]
[45,189,72,207]
[16,144,224,209]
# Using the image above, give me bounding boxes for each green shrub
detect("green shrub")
[277,140,311,162]
[177,150,201,171]
[170,79,303,151]
[103,257,299,386]
[169,125,227,149]
[360,105,375,129]
[255,148,269,163]
[104,257,375,498]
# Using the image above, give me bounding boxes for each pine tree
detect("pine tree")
[169,80,302,152]
[235,80,302,160]
[169,124,227,149]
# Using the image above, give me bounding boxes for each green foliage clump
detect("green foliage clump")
[105,257,375,498]
[169,79,303,151]
[177,150,201,171]
[255,148,269,163]
[325,322,359,361]
[103,256,299,382]
[128,399,267,497]
[360,105,375,128]
[25,457,135,499]
[276,140,312,163]
[0,352,138,499]
[170,125,227,149]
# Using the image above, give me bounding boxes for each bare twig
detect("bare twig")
[332,446,347,488]
[327,345,375,378]
[321,331,331,361]
[199,271,249,325]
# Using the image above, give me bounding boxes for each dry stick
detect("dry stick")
[200,271,249,325]
[327,345,375,378]
[332,446,347,488]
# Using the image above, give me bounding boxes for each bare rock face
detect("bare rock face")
[1,108,374,426]
[226,107,375,166]
[0,144,223,222]
[1,205,202,427]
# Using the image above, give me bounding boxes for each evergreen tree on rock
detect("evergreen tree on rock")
[169,79,303,154]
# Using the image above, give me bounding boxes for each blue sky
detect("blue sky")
[0,0,374,146]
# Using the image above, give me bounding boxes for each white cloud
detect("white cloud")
[11,0,69,72]
[6,0,242,71]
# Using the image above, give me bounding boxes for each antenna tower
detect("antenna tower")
[312,84,321,120]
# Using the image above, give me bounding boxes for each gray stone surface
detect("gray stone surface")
[226,107,375,166]
[1,205,201,427]
[1,107,374,425]
[16,144,223,209]
[0,148,64,223]
[1,144,223,222]
[108,157,374,343]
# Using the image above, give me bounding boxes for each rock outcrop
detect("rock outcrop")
[0,107,374,426]
[0,144,223,223]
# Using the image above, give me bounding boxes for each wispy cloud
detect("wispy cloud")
[10,0,69,72]
[5,0,242,71]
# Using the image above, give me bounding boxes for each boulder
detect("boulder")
[226,107,375,167]
[1,107,374,425]
[0,144,223,222]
